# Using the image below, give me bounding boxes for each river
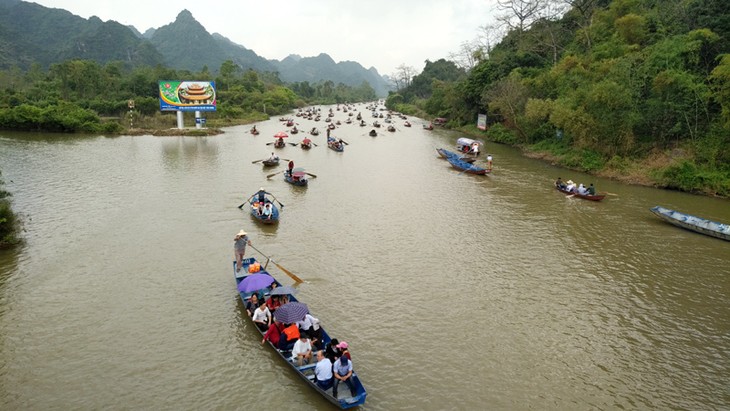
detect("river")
[0,106,728,410]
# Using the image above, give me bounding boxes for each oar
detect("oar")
[237,195,254,209]
[248,243,303,283]
[305,172,317,178]
[267,170,284,179]
[603,192,619,196]
[251,159,264,164]
[339,139,349,145]
[311,142,318,147]
[288,142,299,146]
[265,142,274,145]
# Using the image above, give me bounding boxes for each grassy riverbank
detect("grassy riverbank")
[456,124,730,198]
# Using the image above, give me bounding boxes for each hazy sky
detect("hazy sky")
[31,0,500,76]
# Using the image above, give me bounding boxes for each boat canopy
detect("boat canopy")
[456,137,483,147]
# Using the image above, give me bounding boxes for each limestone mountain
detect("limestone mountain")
[0,0,163,68]
[0,1,390,95]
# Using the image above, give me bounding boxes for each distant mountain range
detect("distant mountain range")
[0,0,390,95]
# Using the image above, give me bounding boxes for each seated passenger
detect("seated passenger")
[279,323,300,351]
[266,295,282,313]
[252,301,271,331]
[555,177,566,189]
[587,183,596,195]
[262,321,284,346]
[577,183,588,195]
[245,294,260,317]
[565,180,576,192]
[291,333,313,366]
[325,338,342,363]
[314,350,334,390]
[263,203,273,219]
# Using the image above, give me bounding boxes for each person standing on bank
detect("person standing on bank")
[234,229,251,272]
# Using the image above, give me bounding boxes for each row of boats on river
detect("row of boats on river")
[232,102,728,409]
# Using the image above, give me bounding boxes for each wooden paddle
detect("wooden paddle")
[251,159,264,164]
[311,142,318,147]
[248,243,303,283]
[288,142,299,146]
[305,172,317,178]
[266,170,284,179]
[237,194,255,209]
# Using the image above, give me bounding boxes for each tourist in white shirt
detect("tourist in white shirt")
[314,350,333,390]
[251,302,271,331]
[291,333,312,366]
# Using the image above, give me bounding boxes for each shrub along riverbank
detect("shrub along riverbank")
[0,171,21,248]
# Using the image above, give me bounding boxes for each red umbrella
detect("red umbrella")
[302,138,311,144]
[274,131,289,139]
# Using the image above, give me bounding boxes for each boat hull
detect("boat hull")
[248,196,280,224]
[234,258,367,408]
[650,206,730,241]
[284,173,308,186]
[555,186,605,201]
[436,148,476,163]
[446,156,488,175]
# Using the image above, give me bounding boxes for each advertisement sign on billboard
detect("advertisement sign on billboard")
[477,113,487,130]
[159,81,217,112]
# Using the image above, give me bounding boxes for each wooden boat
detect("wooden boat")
[436,148,476,163]
[327,137,344,152]
[247,194,280,224]
[446,156,488,175]
[291,127,299,134]
[284,169,308,186]
[274,139,286,149]
[310,128,319,136]
[404,121,411,127]
[262,157,280,167]
[250,128,260,135]
[555,186,605,201]
[233,258,367,408]
[650,206,730,241]
[300,140,313,150]
[369,129,377,137]
[423,124,433,130]
[387,125,396,132]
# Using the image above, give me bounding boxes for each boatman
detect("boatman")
[288,160,294,176]
[234,229,251,273]
[486,154,493,171]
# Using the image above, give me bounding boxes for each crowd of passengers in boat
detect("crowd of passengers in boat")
[555,177,597,195]
[243,282,359,397]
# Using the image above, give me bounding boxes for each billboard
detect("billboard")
[159,81,217,112]
[477,113,487,130]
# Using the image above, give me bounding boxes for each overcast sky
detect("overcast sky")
[31,0,500,76]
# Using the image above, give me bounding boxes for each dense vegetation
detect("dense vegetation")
[387,0,730,196]
[0,170,20,248]
[0,59,376,133]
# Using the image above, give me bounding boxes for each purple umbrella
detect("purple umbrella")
[274,302,309,324]
[237,273,274,293]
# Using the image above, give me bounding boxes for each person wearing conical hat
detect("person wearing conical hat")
[234,229,252,272]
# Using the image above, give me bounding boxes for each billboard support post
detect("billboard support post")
[177,111,184,129]
[195,111,202,129]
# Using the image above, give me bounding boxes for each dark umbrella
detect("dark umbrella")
[269,285,298,296]
[274,302,309,323]
[237,273,274,293]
